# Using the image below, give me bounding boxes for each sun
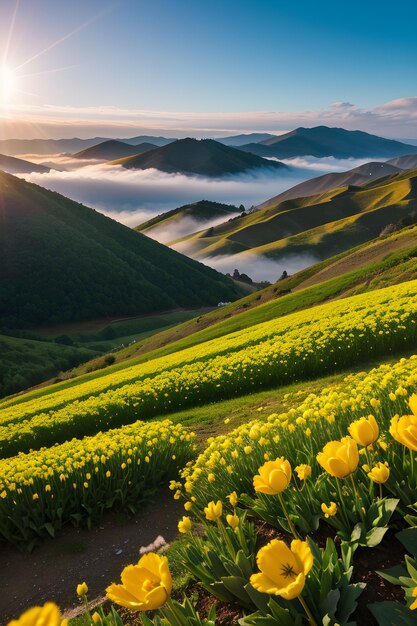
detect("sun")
[0,65,16,104]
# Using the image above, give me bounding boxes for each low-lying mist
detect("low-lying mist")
[197,251,320,283]
[20,155,368,229]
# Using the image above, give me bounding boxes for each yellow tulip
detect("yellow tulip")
[91,612,102,624]
[204,500,223,521]
[184,501,192,511]
[410,394,417,416]
[368,462,390,484]
[390,414,417,451]
[253,458,292,495]
[226,514,239,529]
[227,491,238,507]
[348,415,379,446]
[295,464,311,481]
[106,552,172,612]
[250,539,313,600]
[177,516,192,533]
[76,582,88,597]
[410,586,417,610]
[7,603,62,626]
[317,437,359,478]
[321,502,337,518]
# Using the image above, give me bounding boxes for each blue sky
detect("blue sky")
[1,0,417,138]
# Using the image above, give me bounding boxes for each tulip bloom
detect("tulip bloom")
[250,539,313,600]
[317,437,359,478]
[7,603,64,626]
[204,500,223,521]
[253,457,292,495]
[76,582,88,598]
[295,464,312,480]
[106,552,172,612]
[348,415,379,446]
[177,516,192,533]
[390,410,417,452]
[367,462,390,484]
[227,491,238,506]
[410,587,417,610]
[321,502,337,518]
[226,513,239,529]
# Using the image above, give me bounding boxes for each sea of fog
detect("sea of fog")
[19,154,370,281]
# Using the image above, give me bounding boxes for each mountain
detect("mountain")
[113,138,287,177]
[0,171,244,328]
[171,167,417,265]
[122,135,176,147]
[136,200,241,240]
[256,161,403,208]
[73,140,157,161]
[238,126,417,159]
[0,154,50,174]
[386,154,417,170]
[215,133,277,146]
[0,138,109,156]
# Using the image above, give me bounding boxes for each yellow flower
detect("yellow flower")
[253,458,292,495]
[177,516,192,533]
[250,539,313,600]
[368,462,390,484]
[208,473,215,483]
[184,501,192,511]
[227,491,238,507]
[390,413,417,452]
[106,553,172,612]
[410,586,417,610]
[7,603,62,626]
[348,415,379,446]
[317,437,359,478]
[204,500,223,521]
[91,612,102,624]
[321,502,337,518]
[295,464,311,481]
[226,514,239,529]
[76,582,88,597]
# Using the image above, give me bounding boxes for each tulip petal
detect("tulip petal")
[327,456,350,478]
[290,540,314,575]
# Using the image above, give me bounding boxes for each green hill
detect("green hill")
[135,200,241,237]
[239,125,417,159]
[73,140,157,160]
[0,171,244,328]
[171,167,417,262]
[113,138,287,177]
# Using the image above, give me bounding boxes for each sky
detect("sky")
[1,0,417,138]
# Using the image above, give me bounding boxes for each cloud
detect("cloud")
[21,162,315,224]
[196,252,319,283]
[2,96,417,139]
[144,213,240,244]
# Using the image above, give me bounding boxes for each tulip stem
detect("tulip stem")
[410,449,415,484]
[349,474,365,522]
[278,493,300,539]
[298,594,318,626]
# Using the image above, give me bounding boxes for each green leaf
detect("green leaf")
[365,526,388,548]
[368,601,417,625]
[397,528,417,558]
[376,565,408,586]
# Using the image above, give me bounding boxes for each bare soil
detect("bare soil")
[0,489,183,625]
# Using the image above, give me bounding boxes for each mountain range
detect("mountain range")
[0,154,50,175]
[0,171,243,328]
[112,138,287,177]
[167,166,417,264]
[73,140,157,161]
[238,126,417,159]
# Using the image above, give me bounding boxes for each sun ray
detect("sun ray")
[2,0,20,66]
[14,3,118,72]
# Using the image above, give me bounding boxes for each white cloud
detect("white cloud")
[3,96,417,139]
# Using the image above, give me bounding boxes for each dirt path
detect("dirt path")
[0,489,183,624]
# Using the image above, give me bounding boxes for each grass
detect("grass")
[2,225,416,410]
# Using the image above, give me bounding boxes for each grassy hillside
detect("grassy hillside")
[135,200,240,235]
[5,222,416,407]
[0,334,96,398]
[113,138,287,177]
[256,161,403,207]
[239,125,417,158]
[0,171,244,328]
[172,167,417,261]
